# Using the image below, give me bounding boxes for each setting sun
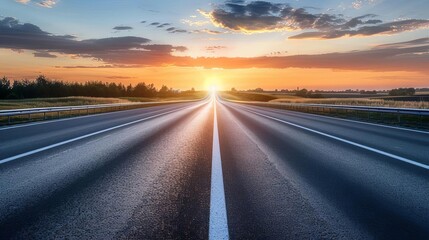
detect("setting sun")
[204,76,222,91]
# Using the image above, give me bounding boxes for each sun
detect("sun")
[208,85,218,93]
[205,76,221,92]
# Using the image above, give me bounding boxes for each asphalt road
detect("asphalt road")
[1,95,428,239]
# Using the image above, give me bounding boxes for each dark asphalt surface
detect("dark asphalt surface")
[1,96,428,239]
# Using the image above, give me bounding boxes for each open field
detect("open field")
[220,91,429,109]
[220,91,429,130]
[0,92,207,125]
[0,97,128,110]
[219,92,277,102]
[0,92,207,110]
[121,91,208,103]
[239,101,429,130]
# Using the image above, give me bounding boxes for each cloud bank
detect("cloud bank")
[113,26,133,31]
[200,0,429,38]
[1,17,427,73]
[0,17,187,65]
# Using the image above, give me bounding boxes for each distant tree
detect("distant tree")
[296,88,323,98]
[158,85,174,97]
[389,88,415,96]
[1,75,183,99]
[360,90,377,94]
[230,87,237,92]
[0,77,11,99]
[296,88,308,97]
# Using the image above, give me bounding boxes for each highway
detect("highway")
[0,95,428,239]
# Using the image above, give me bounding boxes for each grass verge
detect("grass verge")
[219,91,429,109]
[237,101,429,131]
[0,93,207,126]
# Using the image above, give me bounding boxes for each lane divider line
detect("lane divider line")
[243,108,429,171]
[0,101,203,131]
[0,106,194,165]
[232,102,429,135]
[209,99,229,240]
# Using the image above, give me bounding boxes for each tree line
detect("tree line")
[388,88,416,96]
[0,75,194,99]
[231,87,418,97]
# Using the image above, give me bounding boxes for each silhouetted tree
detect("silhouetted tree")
[389,88,415,96]
[1,75,185,99]
[0,77,11,99]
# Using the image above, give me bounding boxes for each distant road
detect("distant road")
[0,95,428,239]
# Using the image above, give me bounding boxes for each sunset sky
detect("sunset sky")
[1,0,428,90]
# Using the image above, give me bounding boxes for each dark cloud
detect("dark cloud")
[0,17,187,65]
[290,19,429,39]
[33,51,57,58]
[0,17,151,52]
[166,28,189,34]
[147,23,189,33]
[113,26,133,31]
[148,22,188,33]
[193,29,224,34]
[157,23,171,28]
[141,21,147,23]
[202,1,347,32]
[373,37,429,49]
[171,29,189,33]
[341,14,381,29]
[202,1,429,38]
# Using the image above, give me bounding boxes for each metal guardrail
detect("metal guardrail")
[269,103,429,116]
[235,101,429,127]
[0,101,185,125]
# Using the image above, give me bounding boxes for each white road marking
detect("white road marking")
[0,107,188,165]
[244,109,429,171]
[0,102,193,131]
[0,109,136,131]
[227,101,429,135]
[209,98,229,240]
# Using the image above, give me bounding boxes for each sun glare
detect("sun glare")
[205,76,222,92]
[209,85,218,92]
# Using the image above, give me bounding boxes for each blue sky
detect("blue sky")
[0,0,428,89]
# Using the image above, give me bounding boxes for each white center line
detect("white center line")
[0,106,192,165]
[209,98,229,240]
[244,108,429,171]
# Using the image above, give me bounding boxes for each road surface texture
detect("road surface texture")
[0,95,428,239]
